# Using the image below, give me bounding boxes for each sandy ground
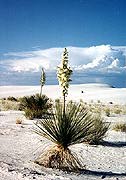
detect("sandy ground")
[0,84,126,104]
[0,84,126,179]
[0,110,126,180]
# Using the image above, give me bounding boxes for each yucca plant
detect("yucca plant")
[19,94,52,119]
[34,48,108,171]
[34,101,94,171]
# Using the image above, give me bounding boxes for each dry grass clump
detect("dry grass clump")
[0,98,20,111]
[113,108,122,114]
[113,123,126,132]
[112,105,125,115]
[104,107,111,117]
[106,105,126,116]
[35,145,82,171]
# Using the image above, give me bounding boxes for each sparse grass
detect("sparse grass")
[78,100,126,116]
[113,123,126,132]
[112,105,124,115]
[0,99,20,111]
[104,108,111,117]
[113,108,122,114]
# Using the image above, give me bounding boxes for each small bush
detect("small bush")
[113,123,126,132]
[105,108,111,117]
[19,94,52,119]
[7,96,18,102]
[114,108,122,114]
[85,114,110,145]
[97,100,101,103]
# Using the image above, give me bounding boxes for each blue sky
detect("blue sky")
[0,0,126,54]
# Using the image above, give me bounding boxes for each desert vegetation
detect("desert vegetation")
[85,114,110,145]
[1,97,126,117]
[113,123,126,132]
[0,97,19,111]
[19,94,52,119]
[35,100,96,171]
[33,48,110,171]
[78,100,126,117]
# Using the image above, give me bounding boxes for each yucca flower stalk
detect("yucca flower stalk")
[40,67,46,96]
[57,48,72,115]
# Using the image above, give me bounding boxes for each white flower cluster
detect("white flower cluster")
[40,68,46,86]
[57,48,72,96]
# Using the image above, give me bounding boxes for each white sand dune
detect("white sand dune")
[0,111,126,180]
[0,83,126,179]
[0,83,126,104]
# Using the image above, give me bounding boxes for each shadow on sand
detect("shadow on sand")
[80,169,126,178]
[78,141,126,178]
[101,141,126,147]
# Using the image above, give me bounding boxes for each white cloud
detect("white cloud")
[1,45,126,74]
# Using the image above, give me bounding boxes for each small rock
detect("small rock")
[101,175,106,179]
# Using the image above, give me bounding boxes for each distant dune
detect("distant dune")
[0,83,126,104]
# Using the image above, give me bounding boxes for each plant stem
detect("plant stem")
[63,93,66,117]
[40,85,42,96]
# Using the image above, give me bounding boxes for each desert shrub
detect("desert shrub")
[85,114,110,145]
[116,105,126,115]
[113,123,126,132]
[7,96,18,102]
[113,108,122,114]
[122,106,126,114]
[19,94,52,119]
[105,107,111,117]
[34,101,95,171]
[97,100,101,103]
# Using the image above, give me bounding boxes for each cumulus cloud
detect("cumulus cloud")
[1,45,126,74]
